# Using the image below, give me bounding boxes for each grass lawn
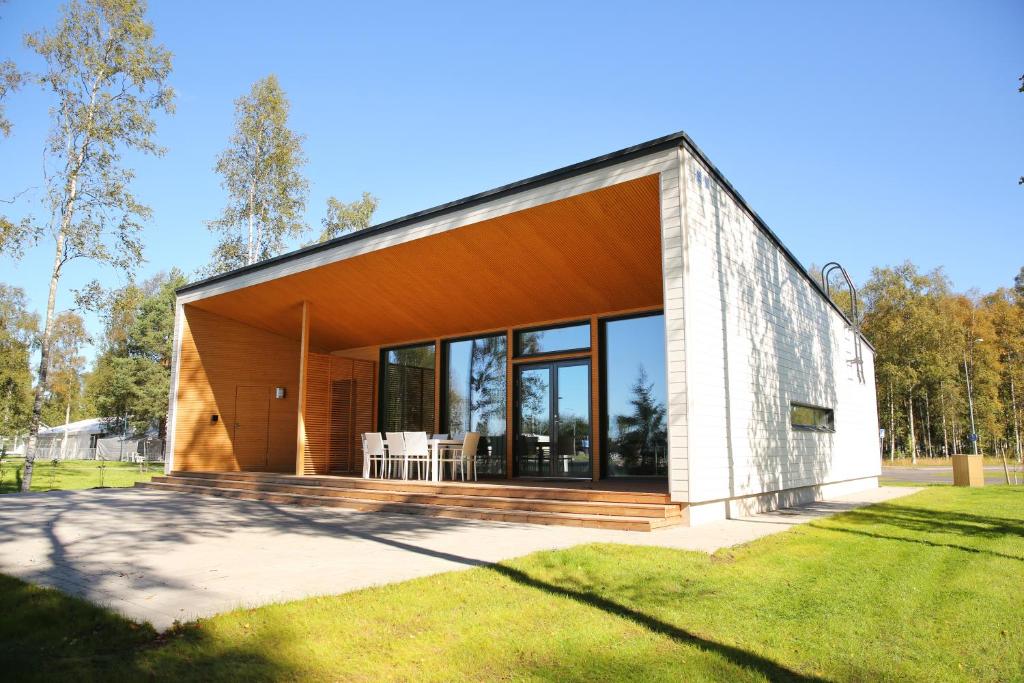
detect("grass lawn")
[0,457,163,494]
[1,486,1022,682]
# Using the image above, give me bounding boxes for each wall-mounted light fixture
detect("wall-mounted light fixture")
[275,387,286,399]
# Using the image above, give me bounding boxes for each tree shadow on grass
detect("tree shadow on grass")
[810,524,1023,563]
[810,495,1024,562]
[485,563,825,683]
[0,574,294,683]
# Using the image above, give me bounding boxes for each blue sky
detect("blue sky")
[0,0,1021,358]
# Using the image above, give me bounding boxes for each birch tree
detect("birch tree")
[206,75,308,273]
[11,0,173,490]
[0,59,20,138]
[319,192,377,242]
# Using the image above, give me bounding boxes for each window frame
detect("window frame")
[790,402,835,433]
[599,310,668,479]
[378,340,437,433]
[513,321,591,359]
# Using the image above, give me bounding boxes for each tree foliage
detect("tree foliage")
[860,260,1024,459]
[319,192,377,242]
[206,74,308,273]
[40,310,88,426]
[0,58,21,138]
[85,269,184,435]
[13,0,173,490]
[0,284,37,438]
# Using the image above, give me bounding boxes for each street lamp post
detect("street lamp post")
[963,338,983,456]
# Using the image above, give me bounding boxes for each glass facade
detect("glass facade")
[603,314,668,477]
[381,344,436,433]
[445,335,507,476]
[515,322,590,356]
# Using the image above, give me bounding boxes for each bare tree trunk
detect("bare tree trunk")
[924,393,933,458]
[908,392,916,464]
[940,384,949,457]
[22,228,67,491]
[1011,375,1021,463]
[888,381,895,460]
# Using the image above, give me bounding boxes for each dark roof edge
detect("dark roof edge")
[178,129,872,352]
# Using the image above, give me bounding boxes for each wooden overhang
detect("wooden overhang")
[186,174,664,351]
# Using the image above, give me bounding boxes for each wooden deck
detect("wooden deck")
[139,472,682,531]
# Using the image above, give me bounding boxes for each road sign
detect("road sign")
[967,433,978,443]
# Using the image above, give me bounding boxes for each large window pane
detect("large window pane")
[445,335,506,476]
[515,323,590,357]
[381,344,435,433]
[604,314,668,477]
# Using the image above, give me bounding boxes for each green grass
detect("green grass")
[0,457,163,494]
[1,487,1022,681]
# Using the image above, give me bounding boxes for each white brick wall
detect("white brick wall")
[667,147,880,506]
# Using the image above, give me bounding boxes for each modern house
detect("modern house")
[151,131,881,528]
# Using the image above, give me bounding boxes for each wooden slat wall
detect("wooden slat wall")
[299,353,376,475]
[173,305,301,472]
[188,175,663,351]
[302,353,331,475]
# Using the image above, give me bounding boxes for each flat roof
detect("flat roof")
[178,130,867,345]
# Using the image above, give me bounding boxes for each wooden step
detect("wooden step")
[166,470,672,505]
[137,481,681,531]
[149,475,680,519]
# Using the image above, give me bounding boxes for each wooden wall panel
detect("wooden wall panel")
[302,353,331,475]
[173,305,301,472]
[298,353,376,475]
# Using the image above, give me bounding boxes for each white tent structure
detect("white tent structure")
[34,418,165,462]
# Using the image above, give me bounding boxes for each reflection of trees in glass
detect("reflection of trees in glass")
[389,345,434,368]
[519,331,542,356]
[448,336,505,436]
[612,366,667,474]
[519,369,548,434]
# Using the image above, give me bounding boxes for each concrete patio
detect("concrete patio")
[0,485,919,630]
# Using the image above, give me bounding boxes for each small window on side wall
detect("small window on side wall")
[790,403,834,432]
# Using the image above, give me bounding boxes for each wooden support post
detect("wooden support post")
[433,337,442,434]
[295,301,311,475]
[590,315,601,482]
[505,328,514,479]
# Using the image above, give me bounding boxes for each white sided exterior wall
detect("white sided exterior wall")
[670,146,880,520]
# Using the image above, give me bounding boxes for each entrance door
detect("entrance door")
[233,385,270,470]
[514,360,591,478]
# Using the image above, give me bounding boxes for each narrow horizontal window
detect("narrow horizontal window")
[790,403,834,432]
[515,322,590,357]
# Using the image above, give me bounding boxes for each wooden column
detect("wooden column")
[433,337,442,435]
[295,301,311,475]
[590,315,601,482]
[505,328,514,479]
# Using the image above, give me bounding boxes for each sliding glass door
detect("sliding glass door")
[514,359,591,478]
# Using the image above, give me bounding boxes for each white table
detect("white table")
[377,437,462,482]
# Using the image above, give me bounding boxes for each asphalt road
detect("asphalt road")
[881,466,1021,486]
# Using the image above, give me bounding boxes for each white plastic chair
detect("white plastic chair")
[439,432,480,481]
[384,432,407,479]
[363,433,386,478]
[403,431,431,480]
